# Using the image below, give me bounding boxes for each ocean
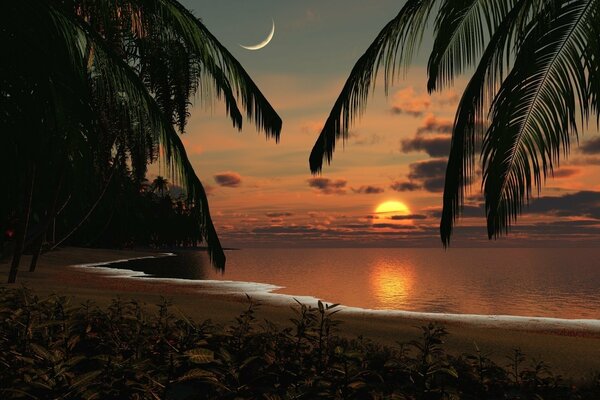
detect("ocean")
[93,247,600,320]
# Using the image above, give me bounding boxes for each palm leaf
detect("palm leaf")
[482,0,596,238]
[440,0,528,245]
[154,0,282,139]
[427,0,515,92]
[72,0,280,138]
[50,1,226,267]
[309,0,437,173]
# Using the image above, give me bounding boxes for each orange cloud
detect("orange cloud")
[390,87,459,117]
[416,114,453,135]
[391,87,431,117]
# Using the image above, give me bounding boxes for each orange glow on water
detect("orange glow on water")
[369,260,414,309]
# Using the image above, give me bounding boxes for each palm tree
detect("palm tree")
[152,176,170,197]
[1,0,282,282]
[309,0,599,245]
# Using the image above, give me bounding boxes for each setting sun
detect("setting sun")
[375,201,410,215]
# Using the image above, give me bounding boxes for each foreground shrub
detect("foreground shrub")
[0,287,598,399]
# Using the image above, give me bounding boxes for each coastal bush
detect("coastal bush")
[0,287,598,399]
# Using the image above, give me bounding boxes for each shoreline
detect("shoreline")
[2,247,600,379]
[72,255,600,334]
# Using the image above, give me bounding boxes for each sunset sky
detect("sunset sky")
[171,0,600,248]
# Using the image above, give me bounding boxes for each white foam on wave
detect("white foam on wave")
[71,253,176,277]
[338,306,600,332]
[71,255,600,333]
[70,254,283,294]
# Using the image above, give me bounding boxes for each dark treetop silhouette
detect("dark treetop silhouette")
[0,0,282,282]
[309,0,600,244]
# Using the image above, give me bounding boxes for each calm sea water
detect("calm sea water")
[100,248,600,319]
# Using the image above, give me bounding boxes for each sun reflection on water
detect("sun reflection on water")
[369,260,414,309]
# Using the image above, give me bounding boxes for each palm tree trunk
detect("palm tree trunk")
[8,164,36,284]
[29,165,66,272]
[28,234,44,273]
[51,194,72,245]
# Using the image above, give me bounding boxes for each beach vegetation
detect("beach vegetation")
[1,288,598,399]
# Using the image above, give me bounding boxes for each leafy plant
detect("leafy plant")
[1,287,599,399]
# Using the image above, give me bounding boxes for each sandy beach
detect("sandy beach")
[2,247,600,380]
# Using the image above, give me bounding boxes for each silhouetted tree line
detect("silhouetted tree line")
[1,173,206,261]
[55,175,207,250]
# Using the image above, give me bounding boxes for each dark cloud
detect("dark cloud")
[568,156,600,166]
[550,167,580,178]
[266,212,294,218]
[428,219,600,240]
[401,136,452,157]
[372,223,418,230]
[230,217,600,247]
[352,185,385,194]
[252,225,322,235]
[504,220,600,237]
[416,114,453,135]
[431,205,484,219]
[251,224,419,238]
[408,158,448,192]
[339,223,373,229]
[352,133,384,146]
[580,137,600,154]
[527,191,600,219]
[391,108,424,117]
[214,172,242,188]
[430,191,600,220]
[307,177,347,195]
[389,214,427,220]
[390,181,421,192]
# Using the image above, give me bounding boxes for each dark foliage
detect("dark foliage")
[61,174,206,249]
[1,288,598,399]
[1,0,283,280]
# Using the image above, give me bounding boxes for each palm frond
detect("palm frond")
[52,2,226,267]
[440,0,528,246]
[584,3,600,124]
[482,0,596,238]
[309,0,437,173]
[427,0,515,92]
[73,0,246,135]
[154,0,282,140]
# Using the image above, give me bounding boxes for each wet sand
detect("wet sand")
[1,247,599,380]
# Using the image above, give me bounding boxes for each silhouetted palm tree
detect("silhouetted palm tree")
[152,176,170,197]
[1,0,282,282]
[309,0,600,245]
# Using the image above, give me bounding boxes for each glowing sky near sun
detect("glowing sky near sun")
[160,0,600,248]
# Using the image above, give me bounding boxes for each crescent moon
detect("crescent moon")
[240,20,275,51]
